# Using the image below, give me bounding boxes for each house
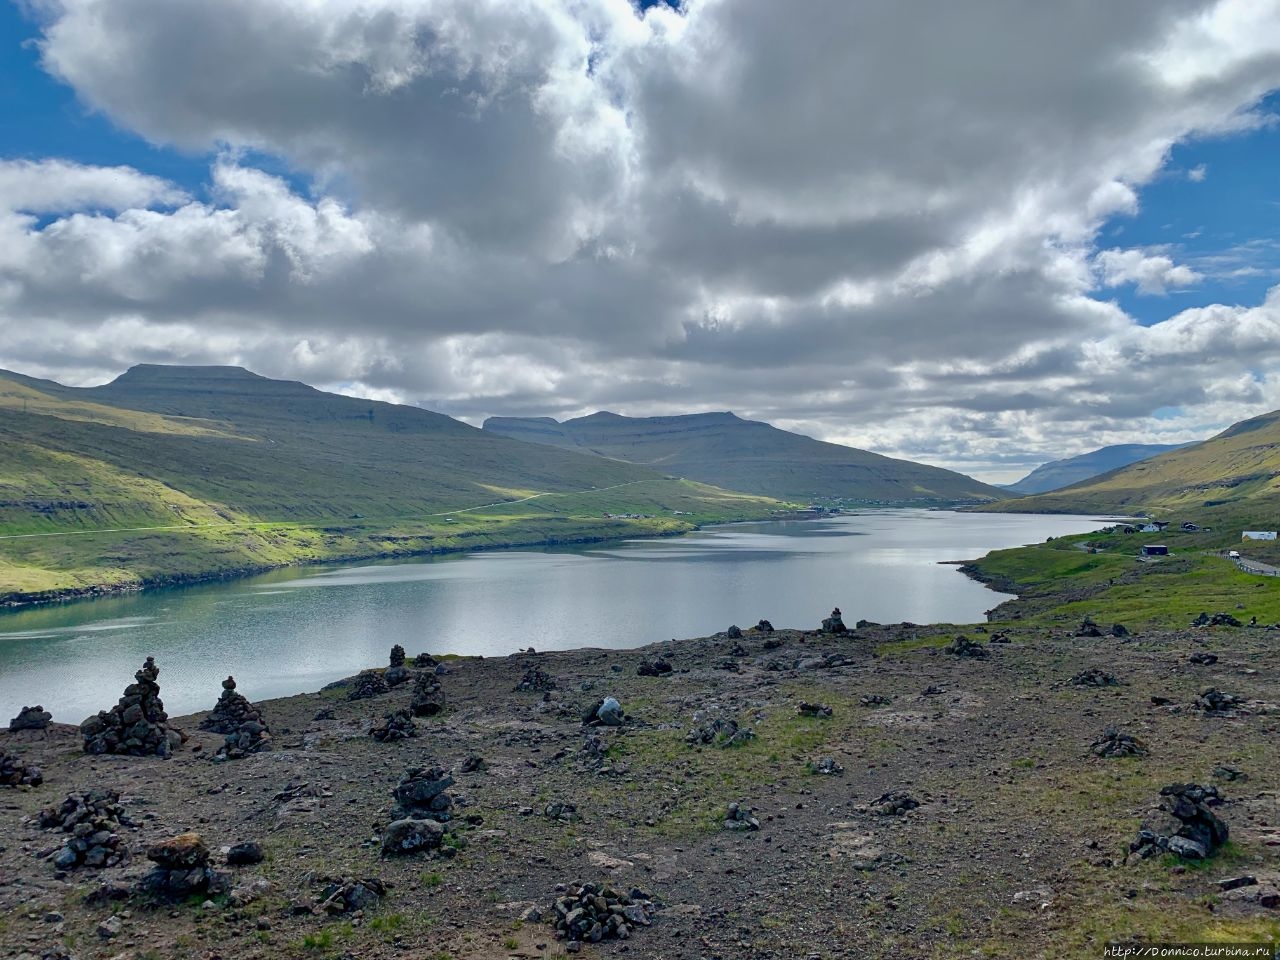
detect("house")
[1181,522,1200,532]
[1140,521,1169,533]
[1140,544,1168,556]
[1242,531,1278,541]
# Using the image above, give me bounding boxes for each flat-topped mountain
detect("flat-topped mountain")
[483,411,1005,504]
[1004,443,1193,495]
[0,365,779,601]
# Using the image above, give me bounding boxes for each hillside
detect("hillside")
[0,366,782,602]
[483,411,1005,504]
[1004,442,1192,495]
[986,407,1280,518]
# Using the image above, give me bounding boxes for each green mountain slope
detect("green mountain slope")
[0,365,781,602]
[1004,443,1193,495]
[483,411,1005,504]
[988,408,1280,516]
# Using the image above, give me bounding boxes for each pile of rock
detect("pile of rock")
[317,876,388,914]
[0,748,42,787]
[723,801,760,831]
[414,652,438,669]
[1075,618,1103,638]
[544,882,655,947]
[1213,764,1249,783]
[9,705,52,731]
[544,801,578,823]
[1090,727,1148,758]
[382,766,456,856]
[1130,783,1229,861]
[871,791,920,816]
[989,631,1012,644]
[821,607,847,634]
[726,624,743,639]
[582,697,624,727]
[370,710,418,743]
[38,789,130,869]
[796,652,855,670]
[1193,611,1243,627]
[945,635,987,658]
[136,833,228,899]
[459,754,486,774]
[755,619,774,633]
[385,645,411,687]
[202,676,272,760]
[685,717,755,749]
[1069,668,1123,687]
[1189,652,1219,665]
[347,670,390,701]
[515,667,557,693]
[797,701,833,718]
[410,673,445,717]
[636,658,673,677]
[1196,688,1245,715]
[80,657,185,758]
[1111,623,1131,638]
[860,695,892,707]
[809,757,844,776]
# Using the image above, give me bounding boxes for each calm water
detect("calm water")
[0,510,1107,721]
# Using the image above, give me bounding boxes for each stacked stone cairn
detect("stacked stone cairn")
[636,658,673,677]
[413,652,438,669]
[945,635,988,658]
[544,882,655,946]
[0,748,42,787]
[317,876,387,914]
[723,801,760,831]
[1090,726,1149,758]
[1196,688,1246,715]
[821,607,847,634]
[381,766,456,856]
[410,672,445,717]
[348,669,390,701]
[9,705,52,731]
[1189,652,1219,665]
[136,832,228,899]
[385,645,411,687]
[797,701,833,718]
[685,717,755,748]
[38,789,131,869]
[871,790,920,816]
[809,757,844,775]
[1130,783,1229,861]
[515,666,557,693]
[1069,668,1123,687]
[80,657,185,758]
[371,710,418,742]
[201,676,272,760]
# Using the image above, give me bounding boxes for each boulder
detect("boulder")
[381,818,444,856]
[9,705,52,731]
[582,697,625,727]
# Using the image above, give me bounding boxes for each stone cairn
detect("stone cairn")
[0,748,42,787]
[1069,668,1123,687]
[9,705,52,731]
[821,607,847,634]
[1090,727,1148,758]
[136,832,228,899]
[871,790,920,816]
[38,789,131,869]
[1129,783,1229,861]
[582,697,624,727]
[201,676,272,760]
[348,669,390,701]
[410,672,445,717]
[371,710,418,742]
[381,766,456,856]
[1196,688,1246,715]
[636,658,673,677]
[385,645,411,687]
[80,657,185,758]
[809,757,844,775]
[413,652,438,669]
[755,619,775,633]
[723,801,760,831]
[686,717,755,749]
[1193,611,1242,627]
[797,701,833,718]
[1189,652,1219,665]
[515,666,557,693]
[317,876,388,914]
[726,624,743,639]
[945,635,988,658]
[542,882,656,947]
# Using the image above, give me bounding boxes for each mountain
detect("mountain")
[0,365,780,600]
[482,411,1005,504]
[1004,443,1192,495]
[987,408,1280,515]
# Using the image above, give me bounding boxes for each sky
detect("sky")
[1,1,1280,483]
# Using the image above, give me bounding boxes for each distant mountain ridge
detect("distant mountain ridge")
[1005,443,1193,495]
[483,411,1005,504]
[987,408,1280,514]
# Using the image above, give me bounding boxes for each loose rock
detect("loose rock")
[1069,668,1123,687]
[871,791,920,816]
[797,701,833,718]
[316,876,388,913]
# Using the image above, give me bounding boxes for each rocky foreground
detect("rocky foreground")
[1,616,1279,960]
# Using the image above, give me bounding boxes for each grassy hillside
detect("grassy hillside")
[0,366,784,602]
[1004,442,1192,495]
[483,410,1005,504]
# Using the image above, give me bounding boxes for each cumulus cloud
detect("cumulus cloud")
[2,0,1280,481]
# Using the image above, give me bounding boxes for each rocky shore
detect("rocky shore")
[2,615,1278,959]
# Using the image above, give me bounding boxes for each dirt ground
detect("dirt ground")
[2,619,1278,960]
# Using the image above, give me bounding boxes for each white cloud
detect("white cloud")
[1,0,1280,480]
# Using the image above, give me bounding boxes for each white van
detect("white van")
[1228,550,1241,559]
